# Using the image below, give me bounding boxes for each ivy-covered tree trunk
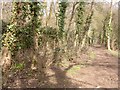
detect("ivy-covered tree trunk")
[2,1,43,71]
[28,1,45,74]
[29,2,39,70]
[102,18,107,46]
[74,0,86,57]
[53,0,67,64]
[1,2,22,72]
[58,0,67,39]
[75,1,85,51]
[81,0,94,49]
[102,0,113,50]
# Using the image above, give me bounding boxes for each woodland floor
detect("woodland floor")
[3,45,118,88]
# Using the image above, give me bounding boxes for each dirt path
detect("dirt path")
[72,46,118,88]
[45,46,118,88]
[4,46,118,88]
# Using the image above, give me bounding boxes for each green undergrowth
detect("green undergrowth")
[108,50,119,58]
[12,62,24,71]
[87,51,96,60]
[67,65,81,75]
[59,60,70,68]
[80,62,87,68]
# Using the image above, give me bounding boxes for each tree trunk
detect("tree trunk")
[81,0,94,49]
[46,0,54,26]
[107,0,113,51]
[67,2,78,33]
[111,38,116,50]
[107,35,111,50]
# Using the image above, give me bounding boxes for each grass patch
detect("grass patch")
[67,65,81,75]
[80,62,87,68]
[13,62,24,70]
[59,60,70,68]
[88,51,96,60]
[108,50,119,58]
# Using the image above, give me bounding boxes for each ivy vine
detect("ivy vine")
[75,1,85,43]
[2,2,43,56]
[58,0,68,39]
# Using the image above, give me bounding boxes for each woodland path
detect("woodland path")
[45,46,118,88]
[5,46,118,88]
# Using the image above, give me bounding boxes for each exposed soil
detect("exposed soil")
[3,46,118,88]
